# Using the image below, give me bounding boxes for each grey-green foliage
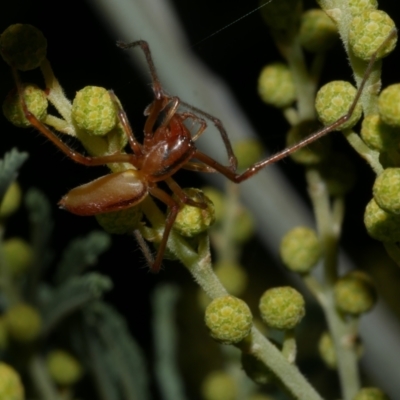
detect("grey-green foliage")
[55,230,111,284]
[0,148,28,201]
[83,301,150,400]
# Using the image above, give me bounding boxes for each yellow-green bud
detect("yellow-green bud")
[259,287,305,330]
[317,153,356,196]
[173,188,215,237]
[5,303,42,343]
[232,206,255,243]
[233,139,264,170]
[205,295,252,345]
[0,182,22,218]
[315,81,363,130]
[373,168,400,214]
[3,237,34,276]
[201,371,237,400]
[280,227,321,274]
[0,24,47,71]
[0,362,24,400]
[334,271,376,315]
[364,198,400,242]
[348,10,397,61]
[96,206,142,234]
[286,120,331,165]
[3,84,48,128]
[318,331,337,369]
[201,186,224,223]
[260,0,302,39]
[361,114,400,152]
[241,352,273,385]
[348,0,378,16]
[258,63,296,109]
[378,84,400,128]
[72,86,117,136]
[353,388,389,400]
[248,395,275,400]
[46,350,83,386]
[214,261,248,296]
[299,9,338,53]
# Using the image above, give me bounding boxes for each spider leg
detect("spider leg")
[108,90,143,156]
[11,68,136,167]
[147,186,181,273]
[166,177,208,209]
[182,161,216,173]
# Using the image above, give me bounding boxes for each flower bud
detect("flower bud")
[201,371,237,400]
[0,24,47,71]
[259,287,305,330]
[334,271,376,315]
[299,9,338,53]
[46,350,83,386]
[373,168,400,214]
[280,227,321,274]
[5,303,42,343]
[258,63,296,109]
[214,261,248,296]
[378,84,400,128]
[353,387,389,400]
[0,182,22,218]
[349,10,397,61]
[96,206,142,234]
[241,352,273,385]
[205,295,252,345]
[315,81,363,130]
[3,237,34,276]
[72,86,117,136]
[173,188,215,237]
[318,331,337,369]
[364,198,400,242]
[0,362,24,400]
[3,84,48,128]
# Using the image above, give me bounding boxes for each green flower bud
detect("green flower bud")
[378,84,400,128]
[232,206,255,243]
[201,186,224,223]
[317,153,356,196]
[258,63,296,109]
[299,9,338,53]
[173,188,215,237]
[233,139,264,170]
[280,227,321,274]
[260,0,302,39]
[46,350,83,386]
[286,120,331,165]
[72,86,117,136]
[241,352,273,385]
[361,114,400,152]
[373,168,400,214]
[201,371,237,400]
[315,81,363,130]
[364,198,400,242]
[3,237,34,276]
[95,206,142,234]
[5,303,42,343]
[379,150,400,169]
[0,182,22,218]
[348,0,378,16]
[205,295,252,345]
[3,84,48,128]
[348,10,397,61]
[353,388,389,400]
[248,395,275,400]
[0,24,47,71]
[259,287,305,330]
[318,331,337,369]
[0,362,24,400]
[214,261,248,296]
[334,271,377,315]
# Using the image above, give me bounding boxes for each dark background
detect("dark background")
[1,1,400,398]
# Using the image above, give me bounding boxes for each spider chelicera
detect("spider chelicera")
[10,30,396,272]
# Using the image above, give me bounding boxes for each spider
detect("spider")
[10,31,396,273]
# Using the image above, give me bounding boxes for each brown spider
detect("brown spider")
[10,32,396,273]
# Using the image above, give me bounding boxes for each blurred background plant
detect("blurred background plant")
[1,0,400,399]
